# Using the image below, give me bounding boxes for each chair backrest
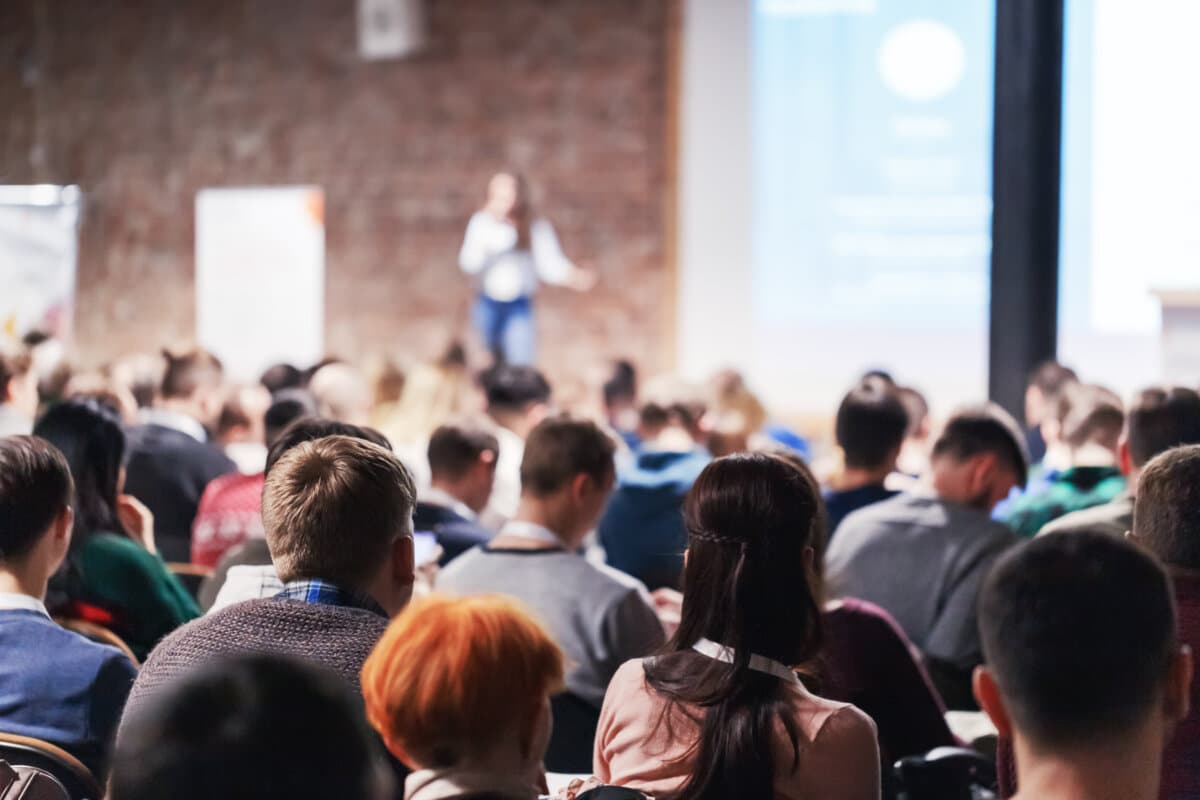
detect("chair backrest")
[166,562,213,601]
[0,760,71,800]
[54,618,139,668]
[545,692,601,773]
[0,735,101,800]
[893,746,998,800]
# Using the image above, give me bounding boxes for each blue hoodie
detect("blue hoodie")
[598,447,711,590]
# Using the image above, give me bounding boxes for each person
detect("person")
[361,594,563,800]
[309,361,373,426]
[197,418,393,611]
[259,362,305,395]
[977,532,1191,800]
[213,383,272,474]
[190,389,317,569]
[459,171,594,366]
[0,435,137,779]
[825,404,1026,708]
[595,453,880,799]
[0,343,38,437]
[1023,360,1079,465]
[438,416,664,710]
[107,353,165,411]
[823,378,908,540]
[480,364,552,524]
[1000,384,1126,537]
[601,360,639,450]
[34,399,200,659]
[597,398,710,591]
[123,348,236,561]
[122,435,416,723]
[1038,386,1200,537]
[894,385,932,480]
[414,422,498,565]
[111,653,392,800]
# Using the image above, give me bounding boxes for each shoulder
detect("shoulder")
[603,659,654,708]
[806,698,879,753]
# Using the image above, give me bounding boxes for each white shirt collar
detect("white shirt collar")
[421,487,478,522]
[692,637,803,687]
[139,408,208,443]
[498,520,564,547]
[0,592,50,618]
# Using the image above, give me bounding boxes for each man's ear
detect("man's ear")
[974,666,1015,739]
[968,452,998,495]
[1165,644,1193,725]
[55,506,74,543]
[392,534,415,585]
[1118,437,1134,477]
[570,472,591,503]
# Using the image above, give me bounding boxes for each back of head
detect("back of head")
[32,398,127,541]
[979,531,1176,749]
[263,417,391,477]
[361,594,564,769]
[427,421,499,482]
[1028,360,1079,403]
[602,359,637,409]
[262,389,319,449]
[215,385,271,444]
[835,379,909,470]
[480,364,551,415]
[259,362,304,395]
[1126,387,1200,468]
[110,653,388,800]
[932,403,1029,488]
[308,363,372,425]
[1133,444,1200,569]
[0,436,73,564]
[263,435,414,587]
[1060,384,1124,453]
[519,415,615,498]
[897,385,930,439]
[108,353,165,410]
[160,348,223,402]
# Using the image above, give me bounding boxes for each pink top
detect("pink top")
[595,659,881,800]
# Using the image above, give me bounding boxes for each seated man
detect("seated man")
[977,531,1191,800]
[1001,384,1126,537]
[479,364,553,525]
[438,416,665,709]
[414,421,498,565]
[823,377,908,540]
[122,435,416,723]
[826,404,1026,708]
[0,436,137,778]
[1038,386,1200,537]
[111,653,392,800]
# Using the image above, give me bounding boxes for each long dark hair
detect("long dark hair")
[643,452,824,800]
[33,397,129,549]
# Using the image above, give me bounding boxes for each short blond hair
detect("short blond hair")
[262,435,415,587]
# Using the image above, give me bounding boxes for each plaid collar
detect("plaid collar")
[274,579,387,618]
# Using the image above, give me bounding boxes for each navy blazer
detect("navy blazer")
[0,609,137,778]
[412,502,493,565]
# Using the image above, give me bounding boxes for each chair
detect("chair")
[0,760,71,800]
[54,618,139,668]
[0,735,101,800]
[167,562,213,601]
[893,746,998,800]
[545,692,601,773]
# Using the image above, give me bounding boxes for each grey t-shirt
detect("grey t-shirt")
[824,493,1018,670]
[436,546,666,708]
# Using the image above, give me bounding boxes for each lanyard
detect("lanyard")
[692,637,802,686]
[498,520,564,547]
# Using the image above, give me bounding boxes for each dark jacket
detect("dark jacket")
[123,424,236,562]
[412,502,493,566]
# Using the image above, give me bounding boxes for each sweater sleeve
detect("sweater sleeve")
[531,220,575,285]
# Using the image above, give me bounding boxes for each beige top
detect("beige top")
[594,659,881,800]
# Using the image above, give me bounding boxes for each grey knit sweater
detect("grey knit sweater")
[119,598,389,731]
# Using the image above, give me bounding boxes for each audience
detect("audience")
[438,415,664,710]
[826,403,1026,708]
[362,594,563,800]
[0,343,37,437]
[123,435,416,727]
[1022,360,1079,465]
[190,388,317,568]
[978,532,1191,800]
[0,436,137,779]
[598,397,709,591]
[111,653,392,800]
[823,378,908,540]
[123,348,237,562]
[478,364,552,524]
[595,453,880,799]
[34,399,200,658]
[413,422,498,565]
[1039,386,1200,537]
[1000,384,1125,536]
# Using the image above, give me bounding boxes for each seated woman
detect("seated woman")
[35,398,200,658]
[361,593,565,800]
[595,453,881,799]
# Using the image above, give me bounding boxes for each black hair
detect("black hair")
[264,417,391,478]
[479,364,551,413]
[0,436,73,562]
[643,453,824,800]
[1133,444,1200,569]
[519,415,615,497]
[109,653,389,800]
[835,380,909,470]
[259,363,305,395]
[427,422,499,481]
[932,404,1030,488]
[263,389,319,447]
[1126,387,1200,468]
[979,531,1176,748]
[603,360,638,408]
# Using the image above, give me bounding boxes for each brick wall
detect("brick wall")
[0,0,672,387]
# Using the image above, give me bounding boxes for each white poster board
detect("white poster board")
[196,187,325,381]
[0,185,80,342]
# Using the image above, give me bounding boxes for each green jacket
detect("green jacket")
[1002,466,1127,538]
